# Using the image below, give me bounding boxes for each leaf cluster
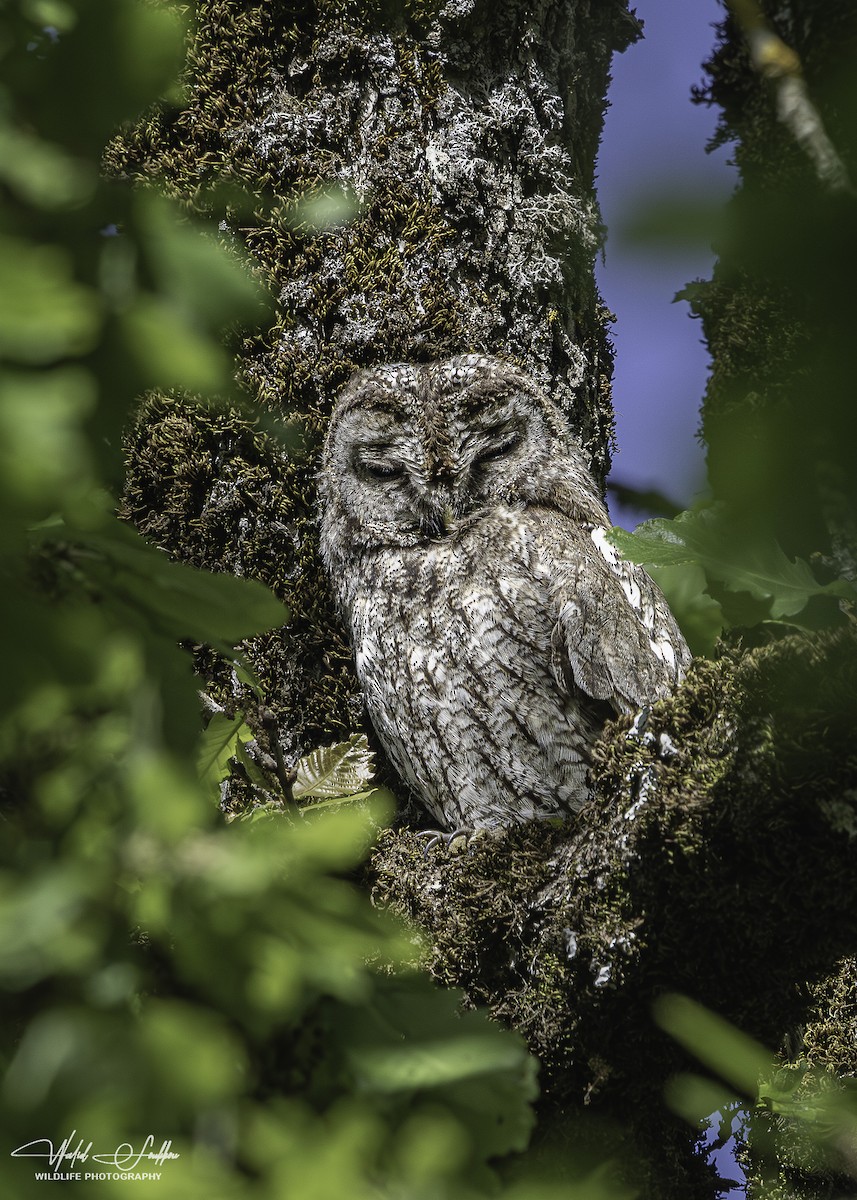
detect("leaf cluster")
[610,503,855,656]
[607,11,857,660]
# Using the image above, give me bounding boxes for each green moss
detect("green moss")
[735,960,857,1199]
[121,392,362,755]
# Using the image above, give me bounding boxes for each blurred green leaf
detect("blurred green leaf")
[647,562,725,656]
[120,295,232,392]
[21,0,76,33]
[619,190,733,251]
[0,367,95,513]
[611,505,856,622]
[140,195,269,328]
[0,865,101,990]
[0,236,101,363]
[349,1029,530,1093]
[337,976,539,1160]
[42,516,289,650]
[653,993,774,1096]
[35,1,185,152]
[276,796,396,873]
[287,185,362,231]
[138,1000,246,1106]
[664,1071,742,1127]
[0,120,95,208]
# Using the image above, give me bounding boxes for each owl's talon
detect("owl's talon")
[415,826,472,855]
[415,829,443,854]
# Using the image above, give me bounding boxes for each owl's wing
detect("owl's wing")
[539,515,690,714]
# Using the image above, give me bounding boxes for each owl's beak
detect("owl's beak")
[420,483,459,538]
[420,507,455,539]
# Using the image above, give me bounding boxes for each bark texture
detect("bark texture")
[371,625,857,1195]
[109,0,634,769]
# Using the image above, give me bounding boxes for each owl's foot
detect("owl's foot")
[415,826,473,855]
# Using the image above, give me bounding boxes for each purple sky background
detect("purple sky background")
[596,0,737,531]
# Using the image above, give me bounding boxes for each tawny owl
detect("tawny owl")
[318,355,690,831]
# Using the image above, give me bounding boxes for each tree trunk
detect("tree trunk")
[110,0,632,763]
[109,1,857,1196]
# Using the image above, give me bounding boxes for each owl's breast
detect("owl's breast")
[345,507,597,828]
[351,507,553,678]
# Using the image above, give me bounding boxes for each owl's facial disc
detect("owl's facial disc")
[322,357,577,553]
[472,426,522,464]
[335,398,547,547]
[349,423,529,542]
[349,435,453,539]
[463,415,526,477]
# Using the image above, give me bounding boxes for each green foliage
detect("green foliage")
[198,711,254,795]
[610,504,856,654]
[654,994,774,1099]
[609,15,857,659]
[655,994,857,1191]
[645,563,725,658]
[200,721,392,814]
[292,732,375,800]
[38,512,289,648]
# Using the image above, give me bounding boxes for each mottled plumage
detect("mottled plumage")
[318,355,690,830]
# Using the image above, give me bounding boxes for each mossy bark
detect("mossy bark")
[109,0,633,765]
[372,626,857,1196]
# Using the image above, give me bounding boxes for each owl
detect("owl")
[317,355,690,832]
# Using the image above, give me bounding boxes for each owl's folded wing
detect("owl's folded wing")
[547,540,689,715]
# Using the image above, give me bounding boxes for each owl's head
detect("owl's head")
[318,354,603,559]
